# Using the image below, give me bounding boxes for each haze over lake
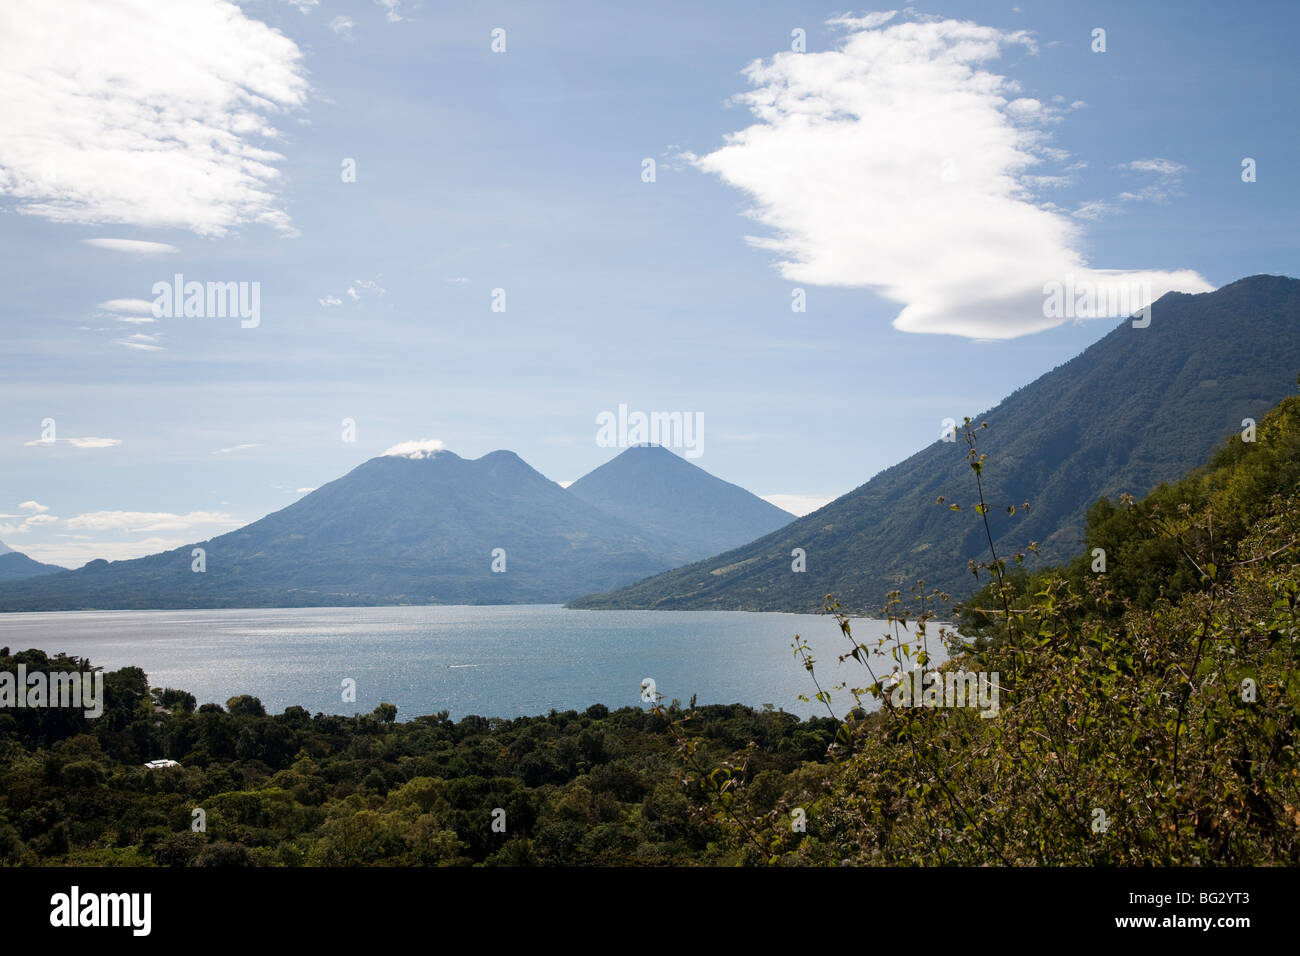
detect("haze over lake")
[0,605,944,721]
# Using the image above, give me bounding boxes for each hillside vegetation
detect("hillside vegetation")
[699,390,1300,863]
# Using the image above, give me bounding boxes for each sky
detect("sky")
[1,0,1297,568]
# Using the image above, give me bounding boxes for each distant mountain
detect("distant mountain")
[569,275,1300,614]
[0,543,64,583]
[567,444,793,564]
[0,450,681,610]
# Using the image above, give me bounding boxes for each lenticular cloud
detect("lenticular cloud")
[691,13,1213,338]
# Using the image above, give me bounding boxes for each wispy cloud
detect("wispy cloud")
[346,278,386,300]
[114,337,165,352]
[1071,157,1187,220]
[689,13,1211,338]
[213,443,264,455]
[81,238,179,256]
[376,0,405,24]
[1115,156,1187,203]
[1122,158,1186,176]
[24,437,122,449]
[98,298,156,313]
[0,0,309,236]
[321,277,386,306]
[65,510,239,533]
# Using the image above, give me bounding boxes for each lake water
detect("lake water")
[0,605,948,721]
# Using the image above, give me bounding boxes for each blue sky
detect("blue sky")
[1,0,1296,567]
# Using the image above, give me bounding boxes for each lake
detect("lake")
[0,604,948,721]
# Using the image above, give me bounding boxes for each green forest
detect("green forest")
[2,391,1298,865]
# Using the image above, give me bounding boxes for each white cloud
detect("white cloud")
[759,493,835,517]
[0,506,61,536]
[1122,158,1185,176]
[1114,156,1187,205]
[827,11,899,29]
[115,339,165,352]
[690,14,1212,338]
[1006,97,1044,118]
[24,537,186,566]
[114,316,157,325]
[296,487,317,494]
[213,443,263,454]
[0,0,309,236]
[24,436,122,448]
[330,16,354,36]
[99,298,156,313]
[65,510,239,533]
[376,0,404,24]
[1071,200,1113,221]
[287,0,319,12]
[346,278,386,300]
[81,238,179,256]
[325,277,386,304]
[1075,157,1189,222]
[383,439,445,459]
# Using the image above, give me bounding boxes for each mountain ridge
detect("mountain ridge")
[0,544,65,583]
[0,444,787,610]
[567,443,793,564]
[568,274,1300,614]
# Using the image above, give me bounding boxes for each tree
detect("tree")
[225,695,267,718]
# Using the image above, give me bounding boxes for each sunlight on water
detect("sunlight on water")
[0,605,951,721]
